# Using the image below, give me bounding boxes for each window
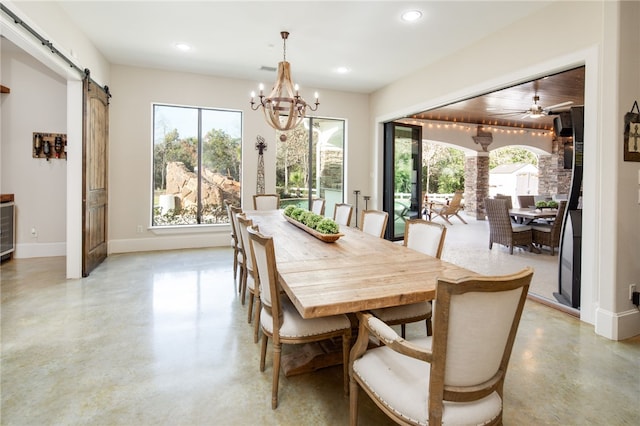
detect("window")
[152,104,242,226]
[276,117,345,215]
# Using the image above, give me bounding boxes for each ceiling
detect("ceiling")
[13,1,585,131]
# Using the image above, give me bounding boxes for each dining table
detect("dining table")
[244,209,477,375]
[509,207,558,225]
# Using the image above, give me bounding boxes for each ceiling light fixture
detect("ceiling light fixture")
[250,31,319,131]
[401,10,423,22]
[174,42,191,51]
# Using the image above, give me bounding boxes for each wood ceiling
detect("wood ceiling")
[408,66,585,131]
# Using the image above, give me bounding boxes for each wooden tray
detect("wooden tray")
[283,214,343,243]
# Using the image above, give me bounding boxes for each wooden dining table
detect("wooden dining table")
[245,209,476,319]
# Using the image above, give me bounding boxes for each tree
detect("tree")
[490,146,537,169]
[422,143,465,194]
[203,128,241,181]
[276,124,310,194]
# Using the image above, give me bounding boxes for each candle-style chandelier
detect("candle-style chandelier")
[250,31,319,131]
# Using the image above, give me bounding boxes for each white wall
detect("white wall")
[1,38,67,258]
[107,65,370,253]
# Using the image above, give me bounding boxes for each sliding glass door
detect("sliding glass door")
[383,122,422,240]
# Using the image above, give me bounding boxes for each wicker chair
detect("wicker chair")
[532,201,567,255]
[484,198,533,254]
[517,195,536,209]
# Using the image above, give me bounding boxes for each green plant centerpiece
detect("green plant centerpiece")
[283,205,343,242]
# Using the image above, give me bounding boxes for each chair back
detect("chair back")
[230,206,243,250]
[494,193,513,209]
[226,201,238,239]
[247,226,280,316]
[311,198,325,215]
[549,200,567,239]
[360,210,388,238]
[430,268,533,405]
[517,195,535,209]
[236,214,255,271]
[484,198,512,236]
[403,219,447,258]
[253,194,280,210]
[447,190,464,209]
[333,203,353,226]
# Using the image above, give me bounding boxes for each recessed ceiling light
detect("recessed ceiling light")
[335,66,351,74]
[401,10,423,22]
[174,43,191,52]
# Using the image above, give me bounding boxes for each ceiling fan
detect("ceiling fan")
[492,95,573,119]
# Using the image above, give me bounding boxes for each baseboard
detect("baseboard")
[595,306,640,340]
[108,232,230,254]
[14,242,66,258]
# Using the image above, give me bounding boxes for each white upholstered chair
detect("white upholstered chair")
[229,205,244,289]
[236,214,261,343]
[253,193,280,210]
[360,210,388,238]
[311,198,325,215]
[350,268,534,426]
[370,219,447,337]
[333,203,353,226]
[247,226,352,409]
[225,201,241,280]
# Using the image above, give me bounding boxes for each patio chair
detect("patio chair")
[484,198,533,254]
[532,200,567,255]
[517,195,535,209]
[349,268,533,426]
[253,193,280,210]
[431,190,467,225]
[370,219,447,337]
[247,226,352,409]
[333,203,353,226]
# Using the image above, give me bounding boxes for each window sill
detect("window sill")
[149,224,229,235]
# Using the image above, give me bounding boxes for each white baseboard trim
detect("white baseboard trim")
[595,306,640,340]
[14,242,66,258]
[108,233,230,254]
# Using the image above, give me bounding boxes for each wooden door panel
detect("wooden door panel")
[82,76,110,277]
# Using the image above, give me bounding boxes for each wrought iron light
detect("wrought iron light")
[250,31,319,131]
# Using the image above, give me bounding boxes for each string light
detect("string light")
[404,119,553,138]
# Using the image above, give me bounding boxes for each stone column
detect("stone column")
[463,152,490,220]
[538,136,572,196]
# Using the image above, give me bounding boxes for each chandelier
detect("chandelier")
[250,31,319,131]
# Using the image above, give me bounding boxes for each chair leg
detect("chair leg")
[271,343,282,409]
[260,334,268,372]
[240,269,248,305]
[253,299,261,343]
[247,292,254,323]
[426,317,433,336]
[349,378,359,426]
[233,248,238,279]
[455,213,468,224]
[400,324,406,339]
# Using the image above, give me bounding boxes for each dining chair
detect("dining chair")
[484,198,533,254]
[430,190,467,225]
[532,200,567,255]
[229,205,244,290]
[333,203,353,226]
[350,268,534,426]
[517,194,536,209]
[370,219,446,337]
[360,210,388,238]
[247,226,352,409]
[253,193,280,210]
[311,198,325,215]
[225,201,240,280]
[236,214,261,343]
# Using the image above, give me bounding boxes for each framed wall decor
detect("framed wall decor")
[623,101,640,162]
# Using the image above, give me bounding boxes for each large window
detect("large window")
[152,104,242,226]
[276,117,345,216]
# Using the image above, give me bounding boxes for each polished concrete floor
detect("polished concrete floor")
[1,245,639,425]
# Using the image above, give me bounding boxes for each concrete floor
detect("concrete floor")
[1,241,639,425]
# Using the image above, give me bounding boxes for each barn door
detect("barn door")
[82,73,110,277]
